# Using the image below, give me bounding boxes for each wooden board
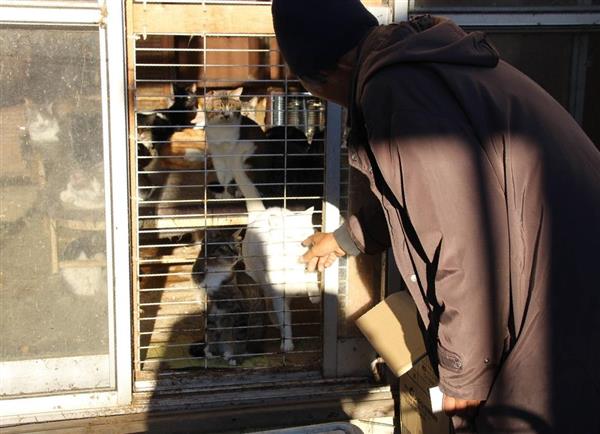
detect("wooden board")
[131,2,390,35]
[132,4,274,35]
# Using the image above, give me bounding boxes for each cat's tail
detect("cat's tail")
[244,195,266,213]
[234,170,266,213]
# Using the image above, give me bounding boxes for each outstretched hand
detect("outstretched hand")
[300,232,346,272]
[443,395,482,419]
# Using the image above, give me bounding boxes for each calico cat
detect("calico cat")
[189,228,266,365]
[242,206,320,353]
[59,165,105,210]
[192,93,266,131]
[60,236,106,297]
[203,88,324,210]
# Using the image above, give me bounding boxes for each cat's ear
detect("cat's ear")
[191,230,203,243]
[230,87,244,100]
[232,227,246,242]
[47,102,54,112]
[24,98,32,114]
[166,83,176,107]
[188,83,198,94]
[247,96,259,109]
[304,206,315,215]
[191,110,205,127]
[268,210,283,228]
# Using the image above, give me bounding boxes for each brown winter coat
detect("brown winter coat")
[337,17,600,433]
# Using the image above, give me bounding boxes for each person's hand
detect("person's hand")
[442,395,482,419]
[300,232,346,272]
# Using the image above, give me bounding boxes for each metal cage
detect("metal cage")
[131,31,350,385]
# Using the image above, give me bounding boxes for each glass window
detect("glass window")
[583,33,600,147]
[0,25,111,396]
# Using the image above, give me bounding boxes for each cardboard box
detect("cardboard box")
[356,291,451,434]
[399,357,451,434]
[355,291,427,377]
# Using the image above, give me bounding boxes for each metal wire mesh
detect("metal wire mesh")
[133,33,333,377]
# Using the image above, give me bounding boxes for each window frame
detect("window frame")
[0,0,132,423]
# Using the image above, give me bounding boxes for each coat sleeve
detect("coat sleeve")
[333,200,391,256]
[368,109,509,401]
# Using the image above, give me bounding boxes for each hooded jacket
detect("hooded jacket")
[336,17,600,432]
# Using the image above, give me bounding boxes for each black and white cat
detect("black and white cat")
[60,236,106,297]
[148,83,198,146]
[23,99,61,151]
[59,166,105,210]
[189,228,266,365]
[136,83,198,201]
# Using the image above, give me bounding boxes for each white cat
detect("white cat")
[242,206,320,353]
[60,237,106,297]
[59,169,105,210]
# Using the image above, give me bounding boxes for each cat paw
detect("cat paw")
[281,339,294,353]
[223,351,237,366]
[188,341,206,358]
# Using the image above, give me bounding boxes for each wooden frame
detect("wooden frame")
[126,0,387,386]
[131,3,273,35]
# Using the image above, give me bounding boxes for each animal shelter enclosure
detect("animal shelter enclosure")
[133,31,337,378]
[3,0,598,430]
[0,2,386,421]
[129,22,383,388]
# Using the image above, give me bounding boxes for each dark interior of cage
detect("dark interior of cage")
[135,35,326,372]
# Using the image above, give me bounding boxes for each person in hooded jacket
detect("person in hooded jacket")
[272,1,600,433]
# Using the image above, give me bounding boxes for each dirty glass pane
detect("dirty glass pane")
[0,25,110,396]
